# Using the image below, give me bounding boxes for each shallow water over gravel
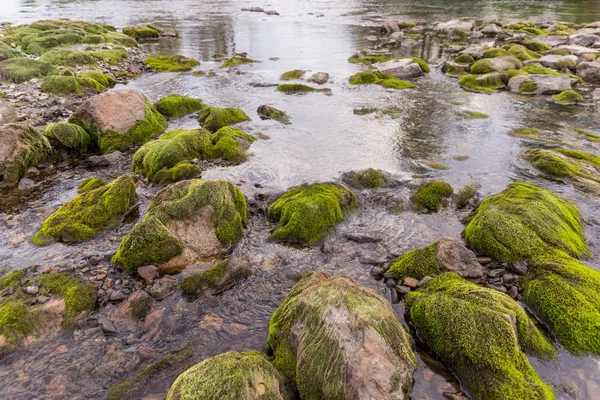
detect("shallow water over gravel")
[2,0,600,399]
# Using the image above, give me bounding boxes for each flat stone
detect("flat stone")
[149,275,177,300]
[23,285,39,295]
[385,278,397,288]
[536,35,569,47]
[395,285,411,295]
[143,307,165,333]
[510,261,528,275]
[477,257,492,265]
[374,58,423,79]
[403,277,420,288]
[487,268,506,278]
[480,24,501,34]
[556,45,599,56]
[99,317,118,334]
[390,288,400,304]
[36,295,49,304]
[435,237,485,279]
[109,291,127,302]
[137,265,158,283]
[508,74,573,94]
[435,20,474,33]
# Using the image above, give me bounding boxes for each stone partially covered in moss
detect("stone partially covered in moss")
[342,168,389,189]
[112,179,248,273]
[145,54,199,72]
[198,106,249,132]
[43,122,92,152]
[167,351,289,400]
[122,26,160,40]
[37,272,96,315]
[553,90,583,104]
[280,69,305,80]
[69,89,167,153]
[0,269,26,291]
[458,73,505,93]
[463,182,588,263]
[277,83,332,95]
[0,301,35,344]
[268,183,358,245]
[77,70,115,87]
[38,48,97,66]
[182,257,252,295]
[349,70,415,90]
[406,273,555,400]
[77,177,106,193]
[455,53,475,64]
[412,181,453,212]
[522,251,600,355]
[257,105,290,124]
[0,58,55,83]
[267,271,417,399]
[40,75,104,97]
[32,175,136,245]
[156,95,204,119]
[219,56,255,68]
[0,123,52,187]
[507,44,541,61]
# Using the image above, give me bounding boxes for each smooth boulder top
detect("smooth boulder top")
[374,58,423,78]
[538,54,578,69]
[70,89,147,134]
[508,74,574,94]
[576,61,600,83]
[0,100,17,125]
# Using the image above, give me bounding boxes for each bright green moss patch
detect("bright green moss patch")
[0,42,21,61]
[112,179,247,273]
[219,56,255,68]
[156,95,203,119]
[455,53,475,64]
[37,272,96,314]
[43,122,92,152]
[0,123,52,186]
[0,58,55,83]
[386,242,440,280]
[507,44,541,61]
[38,48,96,66]
[91,47,128,65]
[458,110,489,119]
[413,181,453,212]
[198,106,249,132]
[0,270,26,291]
[522,40,552,52]
[463,182,588,262]
[280,69,306,80]
[349,70,415,90]
[458,73,505,93]
[268,183,358,245]
[78,177,106,193]
[32,175,136,245]
[406,273,555,400]
[145,54,199,72]
[519,80,538,93]
[553,90,583,104]
[167,351,288,400]
[412,57,430,73]
[277,83,332,94]
[122,26,160,39]
[257,105,290,124]
[521,63,582,82]
[483,48,509,58]
[0,301,35,344]
[181,259,252,295]
[77,70,115,87]
[347,54,392,65]
[507,68,529,79]
[522,251,600,355]
[342,168,388,189]
[40,75,105,96]
[427,162,449,170]
[470,59,495,74]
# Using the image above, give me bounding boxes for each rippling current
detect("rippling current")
[2,0,600,399]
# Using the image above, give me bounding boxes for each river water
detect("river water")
[2,0,600,399]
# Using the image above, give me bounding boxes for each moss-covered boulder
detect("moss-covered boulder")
[412,181,453,212]
[132,127,254,182]
[463,182,588,262]
[156,95,204,119]
[406,273,555,400]
[40,75,105,96]
[145,54,199,72]
[277,83,332,95]
[37,272,96,315]
[38,48,97,66]
[341,168,389,189]
[267,271,417,399]
[198,106,249,132]
[0,301,35,345]
[349,70,415,90]
[267,183,358,245]
[182,257,252,295]
[257,105,290,124]
[508,74,573,95]
[69,89,167,153]
[470,56,521,74]
[167,351,289,400]
[0,58,55,83]
[43,122,93,152]
[458,72,505,93]
[280,69,305,80]
[219,56,255,68]
[112,179,247,273]
[31,175,136,245]
[0,123,52,187]
[77,70,115,87]
[122,26,160,40]
[553,89,583,104]
[78,177,106,193]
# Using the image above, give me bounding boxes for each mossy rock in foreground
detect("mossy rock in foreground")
[406,273,555,400]
[267,271,417,399]
[463,181,589,263]
[341,168,389,189]
[38,48,97,66]
[167,351,289,400]
[31,175,136,245]
[77,177,106,193]
[37,272,97,315]
[0,301,35,345]
[181,257,252,296]
[155,95,204,119]
[40,75,104,97]
[412,180,453,212]
[43,122,93,152]
[267,183,358,245]
[198,106,249,132]
[0,58,55,84]
[145,54,199,72]
[112,179,248,273]
[553,90,583,104]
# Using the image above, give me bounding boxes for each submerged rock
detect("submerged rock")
[155,95,203,119]
[181,257,252,295]
[198,106,249,132]
[112,179,247,273]
[0,123,51,188]
[342,168,389,189]
[144,54,199,72]
[267,271,417,399]
[257,105,290,124]
[307,72,329,85]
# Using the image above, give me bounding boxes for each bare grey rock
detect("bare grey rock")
[0,100,17,125]
[508,74,574,94]
[435,20,474,33]
[539,54,578,70]
[576,61,600,83]
[150,275,177,300]
[535,35,570,47]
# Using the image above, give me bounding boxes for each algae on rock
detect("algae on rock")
[43,122,93,152]
[156,95,204,119]
[145,54,199,72]
[413,181,453,212]
[198,106,249,132]
[349,70,415,90]
[341,168,389,189]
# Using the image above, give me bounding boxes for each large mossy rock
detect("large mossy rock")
[0,123,52,187]
[0,58,55,83]
[267,271,417,399]
[112,179,247,273]
[43,122,93,152]
[463,182,588,262]
[267,183,358,245]
[198,106,249,132]
[156,95,204,119]
[31,175,136,245]
[37,272,97,315]
[167,351,290,400]
[132,127,254,182]
[69,89,167,153]
[406,273,555,400]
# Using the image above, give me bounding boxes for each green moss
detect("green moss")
[349,70,415,90]
[428,162,449,170]
[522,63,582,82]
[0,58,55,83]
[37,272,96,314]
[167,351,287,400]
[268,183,358,245]
[412,57,430,73]
[155,95,203,119]
[40,75,105,96]
[181,259,252,295]
[0,270,26,291]
[519,80,538,93]
[145,54,199,72]
[38,48,96,66]
[413,181,453,212]
[0,42,21,61]
[104,32,138,47]
[77,70,115,87]
[348,55,392,65]
[257,105,290,124]
[406,273,555,400]
[0,301,35,344]
[507,68,529,79]
[277,83,332,94]
[280,69,306,80]
[198,106,249,132]
[482,48,509,58]
[463,182,589,263]
[470,59,495,74]
[112,179,247,273]
[456,184,479,209]
[267,271,416,399]
[342,168,388,189]
[522,251,600,355]
[553,90,583,104]
[43,122,92,152]
[520,27,549,36]
[122,26,160,39]
[522,40,552,52]
[92,48,128,65]
[509,127,542,140]
[385,242,440,280]
[0,123,52,186]
[455,54,475,64]
[219,56,255,68]
[458,73,505,93]
[507,44,541,61]
[31,175,136,245]
[459,110,489,119]
[77,177,106,193]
